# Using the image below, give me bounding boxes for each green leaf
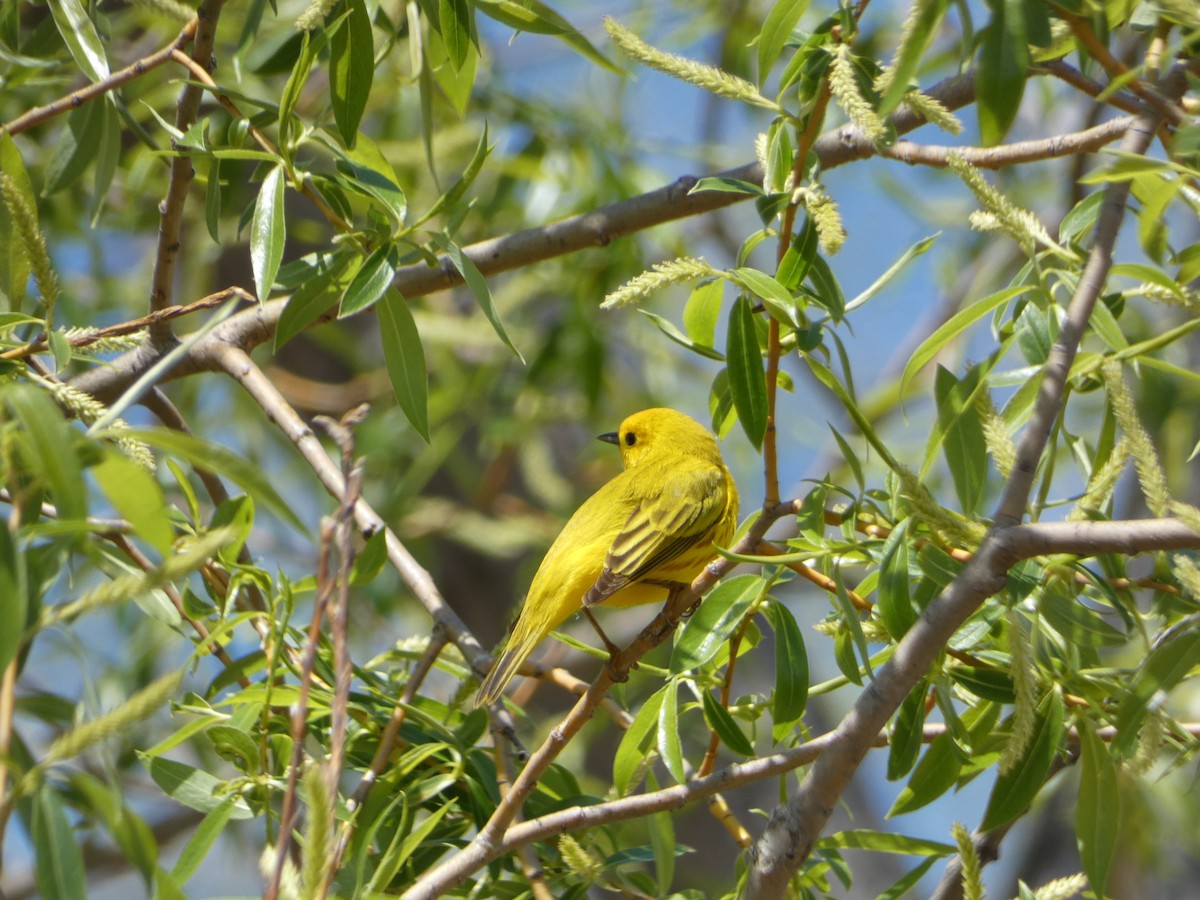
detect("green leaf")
[614,684,666,794]
[330,0,374,147]
[275,250,359,350]
[474,0,621,74]
[441,238,523,362]
[68,772,157,884]
[367,801,456,892]
[339,243,397,317]
[640,310,725,361]
[205,159,222,243]
[764,599,808,723]
[900,286,1031,397]
[877,0,948,115]
[730,266,802,327]
[124,427,306,534]
[1076,721,1119,898]
[806,254,845,319]
[378,289,430,441]
[90,97,121,224]
[887,732,961,816]
[657,680,686,783]
[645,771,676,896]
[981,690,1064,830]
[169,798,240,881]
[689,177,763,196]
[700,688,754,756]
[32,784,86,900]
[672,574,764,673]
[887,679,928,781]
[844,233,940,314]
[683,279,724,348]
[92,453,174,557]
[877,519,915,639]
[43,97,108,195]
[757,0,811,83]
[438,0,474,70]
[139,754,254,818]
[338,140,408,228]
[933,365,988,515]
[977,0,1029,145]
[816,828,955,856]
[726,296,767,450]
[250,165,286,303]
[7,386,86,521]
[1113,626,1200,755]
[0,520,24,673]
[416,126,490,226]
[47,0,109,81]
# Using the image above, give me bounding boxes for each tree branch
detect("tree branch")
[743,101,1167,899]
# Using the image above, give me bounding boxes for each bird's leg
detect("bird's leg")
[581,606,622,659]
[648,580,693,627]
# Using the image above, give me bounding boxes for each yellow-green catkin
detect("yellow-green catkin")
[60,327,149,356]
[797,185,846,254]
[1031,872,1088,900]
[975,389,1016,478]
[896,467,986,547]
[604,18,779,111]
[35,377,155,470]
[1000,609,1037,775]
[295,0,339,30]
[902,89,963,134]
[19,670,182,795]
[601,257,718,309]
[558,833,603,883]
[1102,360,1169,517]
[1135,282,1200,314]
[1067,438,1129,521]
[0,173,58,321]
[829,45,885,142]
[1128,708,1163,776]
[947,153,1065,258]
[951,821,984,900]
[260,846,301,900]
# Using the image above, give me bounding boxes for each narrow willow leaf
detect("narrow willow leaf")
[250,165,286,303]
[933,365,988,516]
[1076,722,1119,898]
[764,599,808,723]
[0,521,24,673]
[205,159,222,242]
[170,798,240,882]
[0,132,36,310]
[683,278,724,347]
[47,0,109,81]
[32,785,86,900]
[877,519,914,639]
[977,0,1029,145]
[275,251,359,350]
[689,176,763,196]
[756,0,811,83]
[645,771,676,895]
[125,427,306,533]
[806,254,845,320]
[844,233,939,314]
[441,238,523,362]
[339,243,397,317]
[816,829,955,856]
[887,732,961,816]
[1114,627,1200,755]
[657,680,686,783]
[474,0,620,74]
[640,310,725,361]
[438,0,474,70]
[43,98,108,195]
[330,0,374,147]
[900,286,1032,397]
[139,755,254,817]
[416,126,490,226]
[730,266,802,327]
[700,688,754,756]
[672,574,764,673]
[93,453,173,556]
[887,678,928,781]
[7,386,86,521]
[378,289,430,441]
[980,690,1063,830]
[90,97,121,224]
[614,685,666,794]
[726,296,767,449]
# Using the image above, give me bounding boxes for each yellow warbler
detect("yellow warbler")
[476,408,739,706]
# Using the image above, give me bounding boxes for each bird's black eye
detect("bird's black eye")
[624,432,637,446]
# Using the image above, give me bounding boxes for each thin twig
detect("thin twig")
[147,0,226,343]
[0,19,199,135]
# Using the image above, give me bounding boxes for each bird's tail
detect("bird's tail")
[474,632,537,707]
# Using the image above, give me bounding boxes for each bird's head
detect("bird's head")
[597,408,721,469]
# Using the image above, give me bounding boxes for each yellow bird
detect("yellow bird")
[476,408,739,706]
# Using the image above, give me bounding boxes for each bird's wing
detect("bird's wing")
[584,464,727,606]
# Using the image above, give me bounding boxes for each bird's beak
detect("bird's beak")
[597,431,619,445]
